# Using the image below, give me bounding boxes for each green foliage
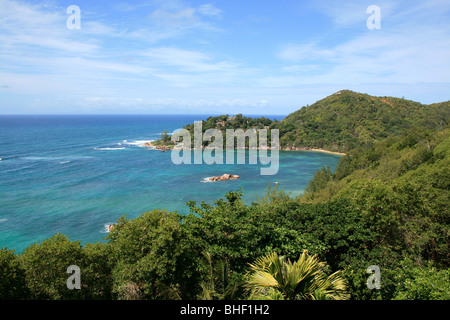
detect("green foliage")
[82,242,115,299]
[183,189,327,274]
[345,256,450,300]
[246,251,349,300]
[299,127,449,299]
[341,247,402,300]
[19,233,85,300]
[0,248,29,299]
[160,130,171,143]
[254,183,291,205]
[394,261,450,300]
[106,210,200,300]
[153,114,277,148]
[271,90,449,152]
[305,165,333,194]
[184,190,266,272]
[198,251,243,300]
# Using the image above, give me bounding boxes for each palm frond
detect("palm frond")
[246,250,350,300]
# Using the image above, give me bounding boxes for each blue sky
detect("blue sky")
[0,0,449,115]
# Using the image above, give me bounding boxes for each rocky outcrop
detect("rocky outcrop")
[143,141,174,150]
[205,174,240,182]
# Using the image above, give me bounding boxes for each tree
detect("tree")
[160,130,171,143]
[19,233,85,300]
[82,242,115,299]
[0,248,29,299]
[184,190,264,273]
[246,251,349,300]
[106,210,200,300]
[198,251,243,300]
[394,261,450,300]
[304,165,333,194]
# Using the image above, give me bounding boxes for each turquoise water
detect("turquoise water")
[0,115,342,253]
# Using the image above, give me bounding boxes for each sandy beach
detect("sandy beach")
[306,148,347,156]
[280,146,346,155]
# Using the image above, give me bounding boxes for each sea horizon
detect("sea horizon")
[0,113,289,117]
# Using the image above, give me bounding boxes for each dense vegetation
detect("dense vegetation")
[0,90,448,300]
[154,113,276,149]
[271,90,449,152]
[301,127,449,299]
[184,114,274,132]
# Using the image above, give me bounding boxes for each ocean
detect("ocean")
[0,114,342,253]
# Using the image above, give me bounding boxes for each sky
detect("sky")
[0,0,449,115]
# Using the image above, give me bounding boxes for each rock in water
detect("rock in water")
[207,174,239,182]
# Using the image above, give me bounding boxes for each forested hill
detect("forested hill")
[271,90,450,153]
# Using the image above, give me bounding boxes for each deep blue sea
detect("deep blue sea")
[0,114,342,253]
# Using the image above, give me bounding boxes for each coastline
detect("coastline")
[144,141,346,155]
[290,148,346,156]
[142,140,173,150]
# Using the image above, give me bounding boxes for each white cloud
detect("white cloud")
[0,0,229,96]
[273,0,450,88]
[277,42,335,62]
[150,6,197,27]
[198,4,222,18]
[0,0,96,55]
[82,21,118,36]
[310,0,398,28]
[138,47,237,73]
[112,2,139,12]
[148,1,222,30]
[119,2,223,44]
[78,96,270,114]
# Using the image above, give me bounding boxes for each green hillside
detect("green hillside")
[297,123,449,299]
[271,90,450,152]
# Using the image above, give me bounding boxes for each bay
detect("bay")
[0,114,342,253]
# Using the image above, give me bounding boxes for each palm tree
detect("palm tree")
[246,251,349,300]
[199,251,242,300]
